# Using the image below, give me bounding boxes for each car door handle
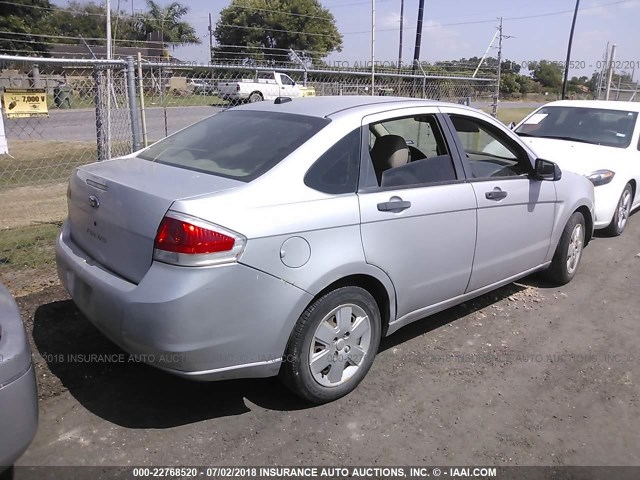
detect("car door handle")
[377,200,412,212]
[485,188,508,201]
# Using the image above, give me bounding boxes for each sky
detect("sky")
[55,0,640,78]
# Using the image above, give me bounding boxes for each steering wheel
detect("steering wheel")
[407,145,426,162]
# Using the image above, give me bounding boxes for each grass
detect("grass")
[0,141,103,189]
[48,93,228,110]
[0,222,60,269]
[481,107,536,126]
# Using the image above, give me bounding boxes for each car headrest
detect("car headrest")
[370,135,409,183]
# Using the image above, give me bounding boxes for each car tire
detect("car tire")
[605,183,633,237]
[248,92,263,103]
[0,467,14,480]
[545,211,585,285]
[280,286,381,404]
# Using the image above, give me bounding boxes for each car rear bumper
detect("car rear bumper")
[55,222,313,381]
[0,364,38,467]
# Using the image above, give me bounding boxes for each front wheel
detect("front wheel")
[280,286,381,404]
[545,211,585,285]
[605,183,633,236]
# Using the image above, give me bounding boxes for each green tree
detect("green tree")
[528,60,563,91]
[500,73,521,95]
[0,0,53,55]
[213,0,343,63]
[136,1,200,47]
[47,1,138,46]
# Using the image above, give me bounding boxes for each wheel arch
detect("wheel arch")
[575,204,594,245]
[628,178,636,202]
[310,273,394,336]
[276,268,397,376]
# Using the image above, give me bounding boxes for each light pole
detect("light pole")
[561,0,580,100]
[371,0,375,95]
[397,0,404,73]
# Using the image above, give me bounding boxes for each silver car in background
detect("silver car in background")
[0,283,38,471]
[56,97,594,403]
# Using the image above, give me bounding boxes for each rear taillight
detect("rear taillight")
[153,212,246,267]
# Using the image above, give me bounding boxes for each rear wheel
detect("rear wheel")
[280,286,381,404]
[545,211,585,285]
[605,183,633,236]
[248,92,263,103]
[0,467,14,480]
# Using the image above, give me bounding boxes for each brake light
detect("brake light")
[153,212,246,266]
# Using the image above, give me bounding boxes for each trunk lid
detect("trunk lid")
[67,157,242,284]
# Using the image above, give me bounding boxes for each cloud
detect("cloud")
[378,11,401,29]
[417,19,471,61]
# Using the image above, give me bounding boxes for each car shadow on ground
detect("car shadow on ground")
[592,209,638,239]
[31,275,554,429]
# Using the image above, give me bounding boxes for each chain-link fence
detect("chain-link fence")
[0,54,496,292]
[596,80,640,102]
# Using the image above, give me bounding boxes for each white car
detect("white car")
[514,100,640,235]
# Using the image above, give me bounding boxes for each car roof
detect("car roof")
[229,95,464,119]
[540,99,640,112]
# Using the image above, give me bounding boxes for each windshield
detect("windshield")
[515,106,638,149]
[138,110,329,181]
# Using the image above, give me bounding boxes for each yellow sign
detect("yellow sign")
[2,88,49,119]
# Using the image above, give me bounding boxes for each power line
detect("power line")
[345,0,637,35]
[0,0,111,17]
[324,0,392,8]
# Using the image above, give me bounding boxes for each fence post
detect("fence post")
[93,65,104,161]
[30,64,42,88]
[126,56,141,151]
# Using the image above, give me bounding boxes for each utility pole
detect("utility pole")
[561,0,580,99]
[397,0,404,73]
[412,0,425,74]
[595,42,609,99]
[371,0,375,96]
[106,0,112,60]
[605,43,617,101]
[208,13,214,63]
[492,17,503,118]
[492,17,513,118]
[106,0,112,159]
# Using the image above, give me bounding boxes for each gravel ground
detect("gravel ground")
[11,217,640,469]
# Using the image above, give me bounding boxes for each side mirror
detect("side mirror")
[534,158,562,181]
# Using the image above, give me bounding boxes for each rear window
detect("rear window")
[138,110,330,182]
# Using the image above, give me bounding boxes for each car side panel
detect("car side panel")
[236,195,398,323]
[545,172,595,261]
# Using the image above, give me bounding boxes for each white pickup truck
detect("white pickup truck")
[218,71,315,103]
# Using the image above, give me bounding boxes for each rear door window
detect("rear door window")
[138,110,329,182]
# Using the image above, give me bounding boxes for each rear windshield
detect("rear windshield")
[138,110,330,181]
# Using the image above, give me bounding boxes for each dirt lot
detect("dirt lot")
[11,216,640,469]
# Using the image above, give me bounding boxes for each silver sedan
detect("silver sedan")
[56,97,595,403]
